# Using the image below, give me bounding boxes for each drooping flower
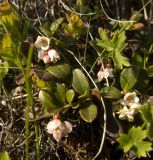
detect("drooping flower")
[43,54,51,64]
[97,64,113,82]
[34,36,50,50]
[48,49,60,63]
[47,116,72,142]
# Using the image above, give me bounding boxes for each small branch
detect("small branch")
[100,0,136,23]
[59,0,96,16]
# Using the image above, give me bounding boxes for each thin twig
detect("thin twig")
[100,0,136,23]
[59,0,96,16]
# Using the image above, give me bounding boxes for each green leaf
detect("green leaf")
[79,103,98,123]
[132,53,143,68]
[147,122,153,141]
[47,61,71,81]
[133,67,149,90]
[129,126,146,143]
[96,38,113,52]
[51,37,67,48]
[141,103,153,140]
[50,18,64,35]
[112,31,126,50]
[112,49,130,69]
[39,90,63,113]
[134,141,152,158]
[0,151,10,160]
[98,28,113,51]
[39,27,51,38]
[1,0,20,36]
[147,65,153,77]
[0,61,8,81]
[100,86,121,99]
[72,69,90,96]
[117,134,133,152]
[76,0,86,6]
[32,76,52,91]
[141,104,153,123]
[39,90,56,108]
[120,67,137,91]
[62,13,84,39]
[2,35,11,48]
[54,83,66,104]
[0,47,14,58]
[66,89,75,104]
[117,126,152,158]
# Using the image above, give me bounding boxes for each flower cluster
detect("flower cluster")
[114,92,140,121]
[47,115,72,142]
[34,36,60,63]
[97,64,113,82]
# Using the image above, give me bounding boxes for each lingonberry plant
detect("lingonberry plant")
[0,0,153,159]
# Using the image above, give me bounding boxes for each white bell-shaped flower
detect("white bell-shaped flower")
[34,36,50,50]
[97,64,113,82]
[47,117,72,142]
[48,49,60,63]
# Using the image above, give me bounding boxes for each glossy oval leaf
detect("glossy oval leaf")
[132,53,143,68]
[147,122,153,141]
[100,86,122,99]
[54,84,66,104]
[79,103,97,123]
[47,61,71,80]
[66,89,75,104]
[0,152,10,160]
[133,67,149,90]
[120,68,137,91]
[72,69,90,96]
[39,90,63,113]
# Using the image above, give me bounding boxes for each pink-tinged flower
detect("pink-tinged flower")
[34,36,50,50]
[48,49,60,63]
[43,54,51,64]
[47,117,72,142]
[124,92,139,107]
[97,64,113,82]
